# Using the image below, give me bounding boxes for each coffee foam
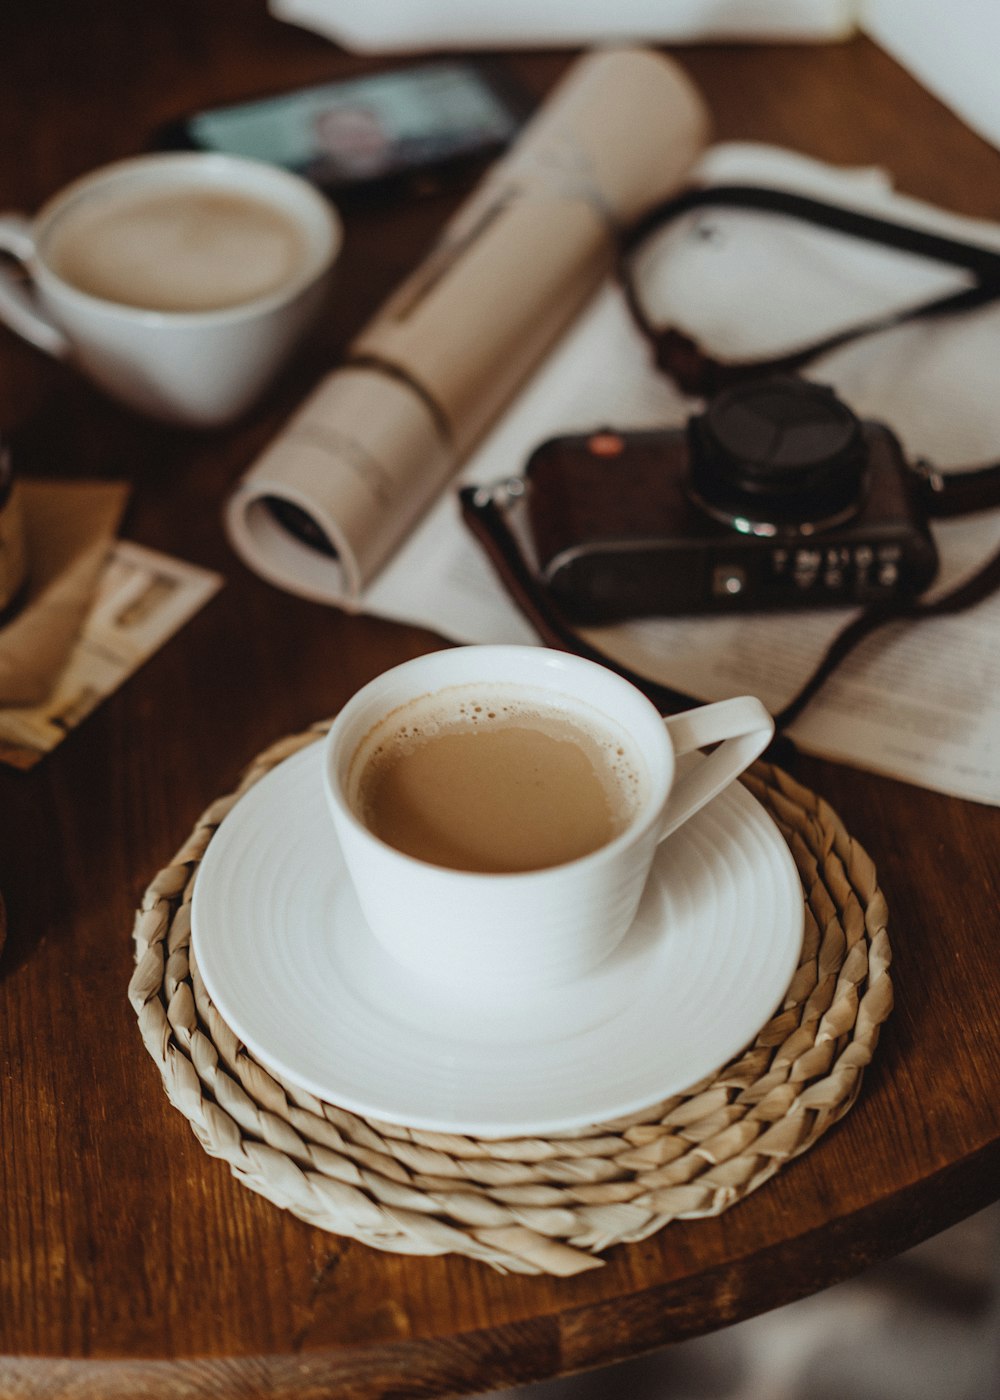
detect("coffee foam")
[350,683,648,828]
[45,184,311,312]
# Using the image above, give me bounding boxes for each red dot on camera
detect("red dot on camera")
[587,432,626,457]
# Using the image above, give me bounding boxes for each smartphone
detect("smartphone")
[154,61,532,201]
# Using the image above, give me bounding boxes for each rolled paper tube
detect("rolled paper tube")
[225,47,710,605]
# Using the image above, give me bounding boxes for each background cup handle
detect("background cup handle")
[659,696,774,841]
[0,214,71,358]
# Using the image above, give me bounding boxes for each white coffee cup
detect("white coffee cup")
[322,645,775,995]
[0,152,341,426]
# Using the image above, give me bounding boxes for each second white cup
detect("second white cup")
[0,152,342,426]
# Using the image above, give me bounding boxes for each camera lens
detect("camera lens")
[688,376,866,535]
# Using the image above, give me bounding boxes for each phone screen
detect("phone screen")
[172,63,528,194]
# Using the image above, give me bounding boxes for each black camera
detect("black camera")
[523,376,939,621]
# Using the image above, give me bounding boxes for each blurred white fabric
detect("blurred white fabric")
[269,1,856,51]
[270,1,1000,155]
[864,0,1000,153]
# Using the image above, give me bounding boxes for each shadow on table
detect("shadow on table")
[479,1203,999,1400]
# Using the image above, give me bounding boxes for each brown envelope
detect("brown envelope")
[0,480,130,705]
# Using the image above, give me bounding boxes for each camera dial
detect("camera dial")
[688,376,867,537]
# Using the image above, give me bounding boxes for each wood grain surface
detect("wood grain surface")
[1,3,998,1396]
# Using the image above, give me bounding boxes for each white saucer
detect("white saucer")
[191,745,804,1138]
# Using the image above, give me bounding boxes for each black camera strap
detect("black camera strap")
[460,481,712,716]
[459,184,1000,741]
[619,183,1000,517]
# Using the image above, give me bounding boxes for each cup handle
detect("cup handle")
[658,696,774,842]
[0,214,71,358]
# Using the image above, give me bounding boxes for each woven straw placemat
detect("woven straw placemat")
[129,723,892,1276]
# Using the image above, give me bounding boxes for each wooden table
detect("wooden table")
[1,2,998,1395]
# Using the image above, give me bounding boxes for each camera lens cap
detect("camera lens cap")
[689,376,866,532]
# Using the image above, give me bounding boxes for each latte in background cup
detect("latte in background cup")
[323,645,775,995]
[44,184,313,314]
[0,153,342,426]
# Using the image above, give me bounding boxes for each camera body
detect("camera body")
[524,378,939,621]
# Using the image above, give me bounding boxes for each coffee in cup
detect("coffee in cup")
[348,682,647,873]
[324,646,775,995]
[0,153,342,425]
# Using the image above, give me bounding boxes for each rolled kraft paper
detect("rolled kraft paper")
[225,48,710,605]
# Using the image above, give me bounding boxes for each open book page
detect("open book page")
[362,143,1000,805]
